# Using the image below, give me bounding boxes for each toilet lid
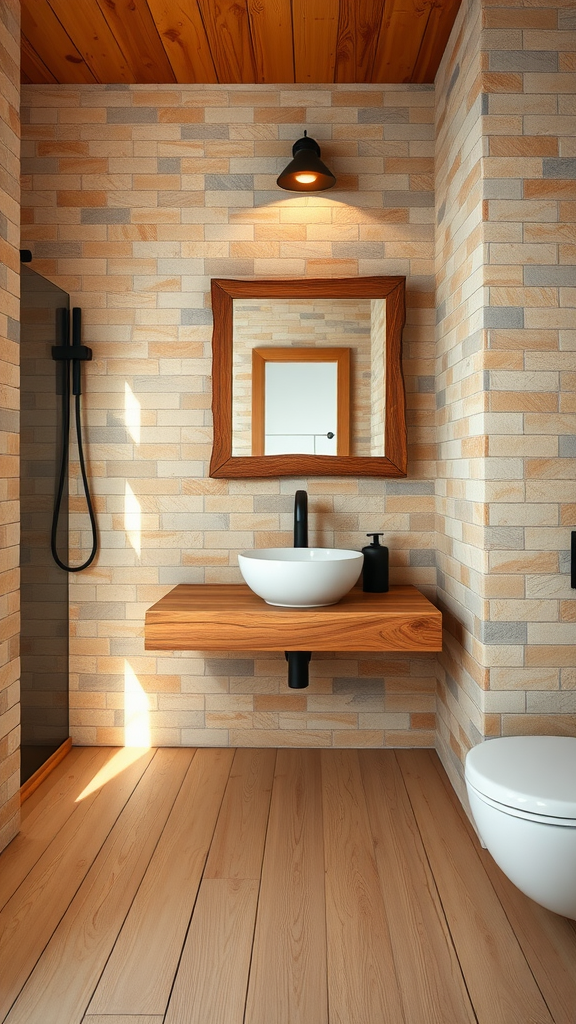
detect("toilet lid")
[465,736,576,819]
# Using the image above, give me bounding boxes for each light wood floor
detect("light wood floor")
[1,747,576,1024]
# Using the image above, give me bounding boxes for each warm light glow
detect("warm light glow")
[124,480,141,557]
[295,173,317,184]
[75,746,149,802]
[124,381,141,444]
[124,659,151,748]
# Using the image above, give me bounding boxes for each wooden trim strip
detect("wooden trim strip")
[20,738,73,805]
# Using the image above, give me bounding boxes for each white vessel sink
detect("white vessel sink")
[238,547,363,608]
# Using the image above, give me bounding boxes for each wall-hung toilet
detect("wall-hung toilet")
[465,736,576,920]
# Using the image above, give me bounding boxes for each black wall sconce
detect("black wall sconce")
[276,131,336,192]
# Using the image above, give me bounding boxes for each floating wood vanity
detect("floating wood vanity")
[145,584,442,653]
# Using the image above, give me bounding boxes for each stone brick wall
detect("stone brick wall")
[21,83,438,750]
[0,0,20,853]
[435,0,576,800]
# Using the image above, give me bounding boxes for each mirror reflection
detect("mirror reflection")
[231,297,385,458]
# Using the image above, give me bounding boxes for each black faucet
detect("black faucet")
[288,490,311,688]
[294,489,308,547]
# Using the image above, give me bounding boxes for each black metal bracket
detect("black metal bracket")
[51,345,92,362]
[285,651,312,689]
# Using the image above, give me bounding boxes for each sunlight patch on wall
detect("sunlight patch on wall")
[124,659,151,747]
[124,381,141,444]
[124,480,141,557]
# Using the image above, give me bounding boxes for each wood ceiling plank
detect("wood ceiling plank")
[47,0,136,83]
[94,0,177,83]
[20,35,58,85]
[371,0,432,84]
[248,0,294,84]
[144,0,217,83]
[412,0,462,83]
[20,0,98,83]
[292,0,339,83]
[197,0,256,84]
[335,0,387,84]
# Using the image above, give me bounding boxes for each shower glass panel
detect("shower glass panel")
[20,266,69,784]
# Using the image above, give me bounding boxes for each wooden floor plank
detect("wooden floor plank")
[321,749,405,1024]
[4,748,192,1024]
[87,748,234,1017]
[245,749,328,1024]
[165,878,259,1024]
[0,747,155,1023]
[204,747,276,879]
[0,746,111,911]
[85,1018,163,1024]
[430,752,576,1024]
[360,750,477,1024]
[397,749,554,1024]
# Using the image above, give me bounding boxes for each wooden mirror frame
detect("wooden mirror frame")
[209,276,407,478]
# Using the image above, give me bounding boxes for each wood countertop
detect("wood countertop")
[145,584,442,653]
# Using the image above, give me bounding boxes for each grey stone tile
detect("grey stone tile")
[543,157,576,178]
[0,410,18,433]
[0,212,6,239]
[157,568,205,585]
[205,659,255,676]
[481,93,489,115]
[481,621,527,645]
[33,242,82,259]
[524,265,576,287]
[206,174,254,190]
[81,208,130,224]
[484,526,525,549]
[80,674,123,691]
[559,10,576,28]
[158,157,181,173]
[483,179,522,199]
[382,190,434,207]
[483,369,491,391]
[181,125,229,139]
[410,549,437,567]
[463,331,483,358]
[445,672,459,699]
[386,481,434,494]
[559,435,576,457]
[435,299,446,324]
[332,241,385,259]
[446,64,460,99]
[21,158,58,174]
[489,51,558,72]
[107,107,158,123]
[79,603,126,619]
[205,258,254,276]
[333,677,385,693]
[182,308,213,325]
[484,307,524,329]
[417,376,435,392]
[254,495,292,512]
[436,201,446,225]
[436,389,446,409]
[7,316,19,342]
[158,190,204,207]
[359,107,409,124]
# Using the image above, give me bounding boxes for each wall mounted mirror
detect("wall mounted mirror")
[209,276,407,478]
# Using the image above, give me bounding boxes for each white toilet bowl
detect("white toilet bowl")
[465,735,576,920]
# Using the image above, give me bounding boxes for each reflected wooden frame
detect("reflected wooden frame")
[209,276,407,478]
[251,347,351,457]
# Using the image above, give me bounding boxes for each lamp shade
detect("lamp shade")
[276,132,336,192]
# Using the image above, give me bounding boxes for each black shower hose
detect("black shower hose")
[51,334,98,573]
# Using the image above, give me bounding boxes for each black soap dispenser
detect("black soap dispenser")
[362,533,389,593]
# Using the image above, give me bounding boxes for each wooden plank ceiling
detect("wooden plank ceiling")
[21,0,462,86]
